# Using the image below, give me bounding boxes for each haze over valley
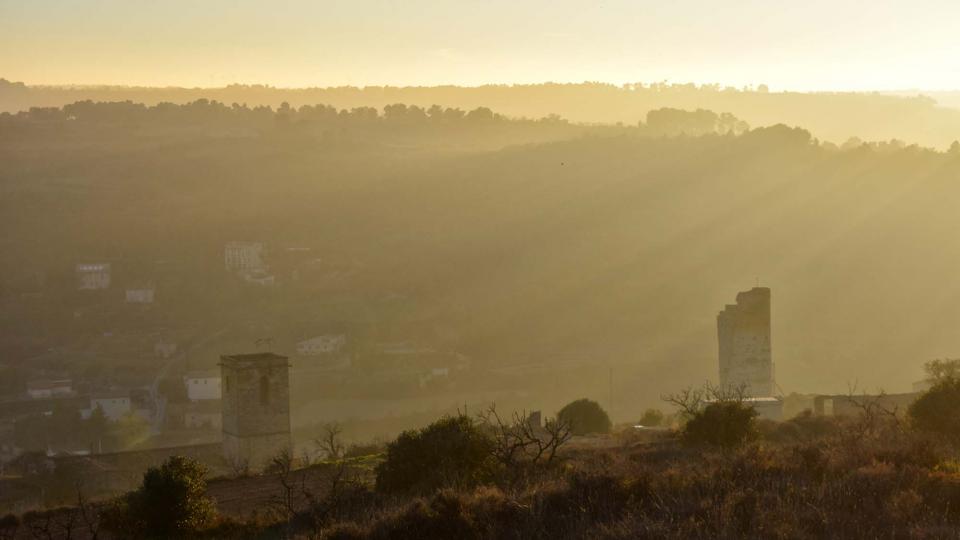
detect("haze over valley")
[3,2,960,536]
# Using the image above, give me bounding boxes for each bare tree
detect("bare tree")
[477,404,572,472]
[227,456,251,478]
[24,507,78,540]
[316,422,344,460]
[662,381,748,420]
[76,482,100,540]
[538,417,573,465]
[842,383,904,443]
[479,405,529,468]
[662,386,707,420]
[23,510,55,540]
[303,460,354,532]
[269,448,306,524]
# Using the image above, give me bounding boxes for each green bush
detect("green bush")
[557,399,611,435]
[375,415,495,495]
[909,378,960,441]
[103,456,216,538]
[682,401,756,448]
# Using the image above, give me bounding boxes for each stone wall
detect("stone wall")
[220,353,291,470]
[717,287,774,397]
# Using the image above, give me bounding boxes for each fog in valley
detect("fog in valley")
[3,1,960,536]
[3,96,959,435]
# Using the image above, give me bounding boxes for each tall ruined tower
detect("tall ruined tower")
[220,353,291,470]
[717,287,774,397]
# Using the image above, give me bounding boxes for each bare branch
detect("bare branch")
[315,422,345,460]
[477,403,572,478]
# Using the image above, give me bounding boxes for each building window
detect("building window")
[259,375,270,405]
[225,376,230,392]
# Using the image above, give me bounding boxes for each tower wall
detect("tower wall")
[220,353,291,470]
[717,288,774,397]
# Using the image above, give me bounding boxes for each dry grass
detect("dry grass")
[300,414,960,539]
[11,413,960,539]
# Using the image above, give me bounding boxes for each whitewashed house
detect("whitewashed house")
[184,370,221,401]
[224,242,266,273]
[76,263,111,290]
[125,284,155,303]
[26,379,74,399]
[418,367,451,388]
[82,394,132,422]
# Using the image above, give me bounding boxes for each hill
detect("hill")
[2,101,959,402]
[3,79,960,148]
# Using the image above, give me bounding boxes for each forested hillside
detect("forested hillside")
[2,101,959,399]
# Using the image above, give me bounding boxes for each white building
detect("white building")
[125,286,155,304]
[184,370,221,401]
[225,242,266,273]
[82,394,132,422]
[702,397,783,421]
[296,335,347,356]
[76,263,111,290]
[26,379,73,399]
[744,397,784,421]
[418,367,451,388]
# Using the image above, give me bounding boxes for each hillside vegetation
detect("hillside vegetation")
[1,101,959,403]
[9,384,960,539]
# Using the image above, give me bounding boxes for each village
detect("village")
[3,8,959,531]
[0,269,938,514]
[0,240,479,502]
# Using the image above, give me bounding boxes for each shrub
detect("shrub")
[638,408,664,427]
[468,486,527,537]
[759,410,839,443]
[199,516,269,539]
[326,522,367,540]
[909,378,960,442]
[682,401,756,448]
[375,415,495,495]
[102,456,216,538]
[0,514,19,540]
[557,399,611,435]
[370,491,477,540]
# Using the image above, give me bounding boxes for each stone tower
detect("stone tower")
[220,352,291,470]
[717,287,774,397]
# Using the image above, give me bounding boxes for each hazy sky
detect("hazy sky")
[2,0,959,90]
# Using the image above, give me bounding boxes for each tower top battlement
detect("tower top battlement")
[220,353,288,369]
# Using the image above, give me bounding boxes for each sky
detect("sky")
[1,0,959,91]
